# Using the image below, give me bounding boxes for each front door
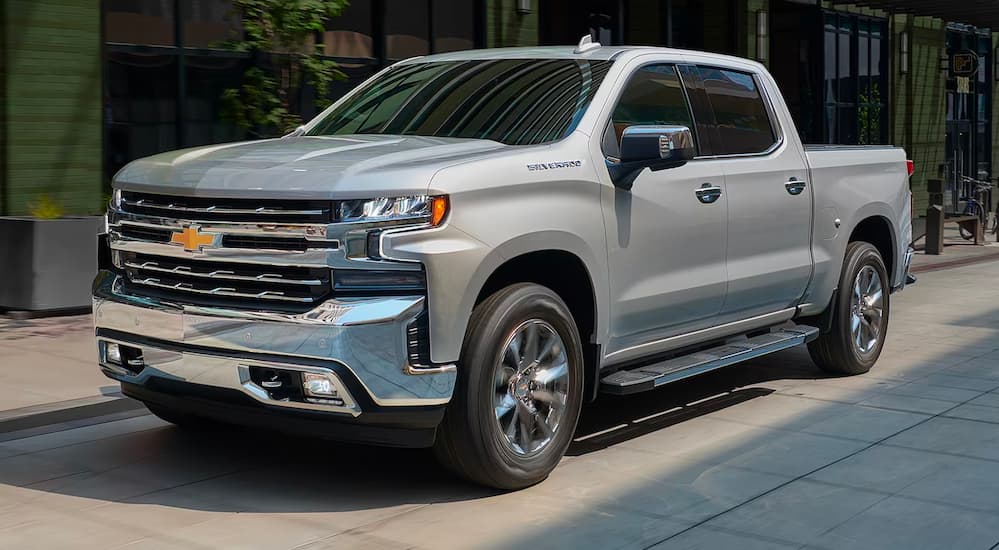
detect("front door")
[694,66,813,318]
[600,63,727,364]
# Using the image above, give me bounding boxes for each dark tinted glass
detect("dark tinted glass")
[307,59,612,145]
[433,0,475,52]
[385,0,430,59]
[605,64,694,155]
[700,67,776,154]
[105,0,175,46]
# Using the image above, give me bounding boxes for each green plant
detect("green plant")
[222,0,350,137]
[29,194,65,220]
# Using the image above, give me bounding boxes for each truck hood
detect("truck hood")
[113,135,508,199]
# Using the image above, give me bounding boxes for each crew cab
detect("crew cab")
[94,39,913,490]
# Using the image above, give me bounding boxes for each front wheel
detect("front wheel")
[808,242,890,375]
[433,283,584,490]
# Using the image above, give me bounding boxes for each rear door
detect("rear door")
[695,65,813,318]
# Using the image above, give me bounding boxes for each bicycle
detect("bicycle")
[958,175,996,240]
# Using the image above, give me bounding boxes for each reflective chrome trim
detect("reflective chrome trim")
[109,238,335,267]
[123,197,329,217]
[113,215,331,240]
[93,271,456,406]
[122,259,323,286]
[129,277,315,303]
[604,308,797,365]
[97,336,361,416]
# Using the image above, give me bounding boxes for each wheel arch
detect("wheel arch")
[467,236,607,402]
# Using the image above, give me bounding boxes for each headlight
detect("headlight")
[339,195,448,226]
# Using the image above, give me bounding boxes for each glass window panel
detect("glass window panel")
[105,0,176,46]
[323,0,374,59]
[184,55,247,146]
[307,59,612,145]
[181,0,242,48]
[625,0,664,46]
[700,67,777,154]
[609,64,694,151]
[433,0,475,53]
[824,26,837,104]
[385,0,430,59]
[838,18,854,104]
[106,52,178,179]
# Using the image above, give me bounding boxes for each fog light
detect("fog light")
[106,343,122,365]
[303,373,338,398]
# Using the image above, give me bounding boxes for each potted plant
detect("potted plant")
[0,194,105,314]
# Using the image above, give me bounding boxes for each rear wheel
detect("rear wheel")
[433,283,584,490]
[808,241,890,375]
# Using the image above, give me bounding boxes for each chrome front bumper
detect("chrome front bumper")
[92,271,456,414]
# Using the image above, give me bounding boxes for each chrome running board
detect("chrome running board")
[600,325,820,395]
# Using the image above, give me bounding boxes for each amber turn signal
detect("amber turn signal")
[431,195,449,227]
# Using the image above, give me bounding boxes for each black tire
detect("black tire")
[433,283,585,490]
[808,241,890,375]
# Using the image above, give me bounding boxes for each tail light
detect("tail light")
[906,159,914,177]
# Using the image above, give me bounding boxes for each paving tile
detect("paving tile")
[649,525,801,549]
[702,479,886,546]
[857,393,956,415]
[533,445,791,524]
[623,416,869,478]
[0,414,166,456]
[345,492,694,550]
[885,381,984,403]
[811,496,999,550]
[942,403,999,424]
[914,373,999,392]
[807,445,999,514]
[704,393,926,443]
[969,391,999,408]
[883,416,999,461]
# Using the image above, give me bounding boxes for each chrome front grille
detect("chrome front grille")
[120,191,333,223]
[119,252,331,309]
[109,191,341,311]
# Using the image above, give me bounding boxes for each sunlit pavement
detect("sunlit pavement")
[3,261,999,549]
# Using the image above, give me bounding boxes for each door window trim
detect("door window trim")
[690,64,786,160]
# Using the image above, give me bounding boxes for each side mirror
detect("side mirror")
[607,125,696,190]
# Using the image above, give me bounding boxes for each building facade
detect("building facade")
[1,0,997,217]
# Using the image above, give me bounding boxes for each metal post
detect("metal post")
[926,179,944,255]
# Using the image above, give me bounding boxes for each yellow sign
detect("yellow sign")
[169,226,218,252]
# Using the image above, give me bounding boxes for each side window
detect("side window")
[699,67,777,155]
[603,64,695,158]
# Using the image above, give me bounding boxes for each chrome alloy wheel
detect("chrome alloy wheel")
[850,265,884,355]
[493,319,570,456]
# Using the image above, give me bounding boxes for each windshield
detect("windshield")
[306,59,612,145]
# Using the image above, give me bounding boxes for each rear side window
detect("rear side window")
[699,67,777,155]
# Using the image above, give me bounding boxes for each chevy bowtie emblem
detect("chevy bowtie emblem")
[170,225,218,252]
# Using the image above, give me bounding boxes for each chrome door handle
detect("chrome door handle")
[785,178,807,196]
[695,184,723,204]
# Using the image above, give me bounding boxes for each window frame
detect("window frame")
[599,62,703,159]
[692,64,784,159]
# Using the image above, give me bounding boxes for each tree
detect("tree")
[222,0,350,137]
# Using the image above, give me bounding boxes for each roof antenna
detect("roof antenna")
[574,34,601,54]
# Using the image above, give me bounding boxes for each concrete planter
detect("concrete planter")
[0,216,105,312]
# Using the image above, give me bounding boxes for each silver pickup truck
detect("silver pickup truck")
[94,40,913,490]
